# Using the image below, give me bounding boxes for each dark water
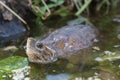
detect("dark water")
[0,13,120,80]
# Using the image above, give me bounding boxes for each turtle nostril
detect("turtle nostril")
[37,43,43,48]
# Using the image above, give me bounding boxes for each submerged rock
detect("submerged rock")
[26,24,98,64]
[0,0,30,46]
[0,15,26,46]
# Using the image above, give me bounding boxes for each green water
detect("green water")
[0,13,120,80]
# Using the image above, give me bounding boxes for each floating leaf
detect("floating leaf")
[0,56,28,72]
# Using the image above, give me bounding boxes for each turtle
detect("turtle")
[26,24,98,64]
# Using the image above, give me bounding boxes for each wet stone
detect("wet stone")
[0,15,26,46]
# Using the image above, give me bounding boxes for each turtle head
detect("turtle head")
[26,37,57,64]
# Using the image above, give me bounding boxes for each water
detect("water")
[0,13,120,80]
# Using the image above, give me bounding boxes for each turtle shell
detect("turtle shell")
[26,25,98,63]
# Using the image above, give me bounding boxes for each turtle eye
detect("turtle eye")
[36,43,43,49]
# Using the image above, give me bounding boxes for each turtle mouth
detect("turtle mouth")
[30,58,57,64]
[28,54,58,64]
[27,48,58,64]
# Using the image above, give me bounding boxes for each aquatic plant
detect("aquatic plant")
[27,0,120,26]
[30,0,119,17]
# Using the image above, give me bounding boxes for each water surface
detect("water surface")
[0,13,120,80]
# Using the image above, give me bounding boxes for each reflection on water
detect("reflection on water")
[0,13,120,80]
